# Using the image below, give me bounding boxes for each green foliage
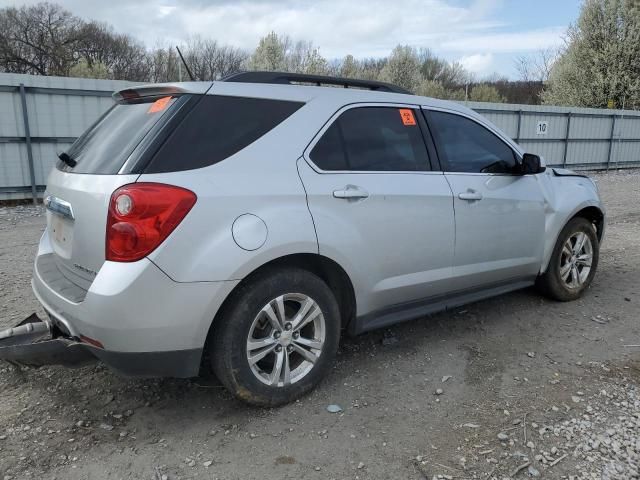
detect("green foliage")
[378,45,422,92]
[543,0,640,109]
[248,32,287,71]
[416,80,465,100]
[69,59,109,79]
[469,84,506,103]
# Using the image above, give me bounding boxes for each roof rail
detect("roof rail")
[222,71,412,95]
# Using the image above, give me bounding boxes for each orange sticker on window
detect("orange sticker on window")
[399,108,416,126]
[147,96,172,114]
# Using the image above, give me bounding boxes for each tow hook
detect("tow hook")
[0,313,95,368]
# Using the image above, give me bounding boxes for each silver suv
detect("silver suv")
[11,72,606,406]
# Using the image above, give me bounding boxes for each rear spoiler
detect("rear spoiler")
[113,82,213,102]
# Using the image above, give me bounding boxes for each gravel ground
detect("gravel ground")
[0,169,639,480]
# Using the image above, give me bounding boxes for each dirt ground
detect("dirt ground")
[1,170,639,480]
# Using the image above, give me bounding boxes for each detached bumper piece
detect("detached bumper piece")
[0,313,95,368]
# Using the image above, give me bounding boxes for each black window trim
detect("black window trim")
[422,106,524,176]
[303,102,438,175]
[120,94,202,175]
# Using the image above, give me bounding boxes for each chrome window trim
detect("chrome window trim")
[302,102,439,175]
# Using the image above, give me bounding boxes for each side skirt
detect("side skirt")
[349,278,534,335]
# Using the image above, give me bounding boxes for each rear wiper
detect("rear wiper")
[58,152,77,168]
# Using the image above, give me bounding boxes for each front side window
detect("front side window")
[310,107,430,172]
[428,111,517,174]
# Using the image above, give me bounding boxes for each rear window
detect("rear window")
[58,96,179,174]
[143,95,304,174]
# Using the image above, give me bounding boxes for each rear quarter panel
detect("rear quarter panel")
[140,99,337,282]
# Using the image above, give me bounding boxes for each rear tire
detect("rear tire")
[536,217,599,301]
[211,268,340,407]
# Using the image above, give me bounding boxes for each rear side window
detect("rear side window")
[144,95,303,173]
[428,111,517,174]
[310,107,429,172]
[59,96,179,174]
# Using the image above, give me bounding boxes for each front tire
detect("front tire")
[537,217,599,301]
[211,268,341,407]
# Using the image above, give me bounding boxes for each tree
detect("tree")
[0,3,153,81]
[419,48,469,89]
[300,48,327,74]
[416,79,465,100]
[145,44,180,83]
[248,34,328,75]
[181,36,248,80]
[543,0,640,109]
[0,3,84,76]
[358,57,388,80]
[248,32,287,71]
[378,45,421,92]
[339,54,360,78]
[81,22,150,81]
[515,47,559,83]
[469,83,506,103]
[69,58,109,78]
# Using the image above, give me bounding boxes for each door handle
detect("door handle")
[458,190,483,201]
[333,186,369,200]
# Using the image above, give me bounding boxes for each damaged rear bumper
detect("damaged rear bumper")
[0,314,95,368]
[0,314,202,377]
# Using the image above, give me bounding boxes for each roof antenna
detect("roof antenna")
[175,46,195,81]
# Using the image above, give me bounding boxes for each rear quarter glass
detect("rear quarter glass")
[141,95,304,174]
[58,96,181,175]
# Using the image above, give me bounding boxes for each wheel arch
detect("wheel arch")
[541,203,605,273]
[200,253,357,374]
[572,205,605,243]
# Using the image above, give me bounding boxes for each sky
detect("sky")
[1,0,582,78]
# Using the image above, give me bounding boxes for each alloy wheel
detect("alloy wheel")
[246,293,325,387]
[559,231,593,289]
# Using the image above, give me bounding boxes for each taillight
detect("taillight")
[106,183,197,262]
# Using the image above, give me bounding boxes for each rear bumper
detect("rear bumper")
[0,314,202,377]
[29,232,239,377]
[89,346,203,377]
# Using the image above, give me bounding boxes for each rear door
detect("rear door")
[424,108,545,290]
[298,104,455,317]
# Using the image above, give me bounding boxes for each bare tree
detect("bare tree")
[0,3,84,76]
[144,43,180,82]
[516,47,559,83]
[76,21,148,81]
[181,36,248,80]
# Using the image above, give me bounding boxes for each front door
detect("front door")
[425,109,546,290]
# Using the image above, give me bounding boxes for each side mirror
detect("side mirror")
[519,153,546,175]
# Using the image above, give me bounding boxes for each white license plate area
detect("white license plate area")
[49,212,74,258]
